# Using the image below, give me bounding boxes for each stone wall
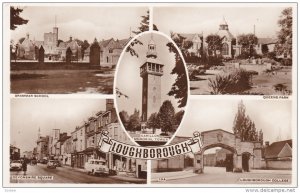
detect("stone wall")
[201,129,236,151]
[265,160,292,170]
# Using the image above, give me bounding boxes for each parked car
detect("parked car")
[47,160,57,169]
[10,160,22,171]
[84,159,109,176]
[54,160,62,167]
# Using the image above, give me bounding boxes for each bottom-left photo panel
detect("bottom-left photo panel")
[9,98,147,184]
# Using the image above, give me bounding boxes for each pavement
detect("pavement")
[62,165,146,183]
[152,167,292,184]
[10,164,145,184]
[151,167,198,182]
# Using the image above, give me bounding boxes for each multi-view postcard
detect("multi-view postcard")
[2,2,297,191]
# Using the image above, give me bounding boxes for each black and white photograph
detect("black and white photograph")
[154,6,293,95]
[9,98,147,184]
[2,2,298,191]
[10,5,148,94]
[152,99,293,185]
[115,32,188,146]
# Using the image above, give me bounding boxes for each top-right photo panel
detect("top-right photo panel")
[154,5,295,95]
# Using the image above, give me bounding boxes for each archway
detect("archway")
[242,152,251,172]
[201,143,237,173]
[193,129,262,174]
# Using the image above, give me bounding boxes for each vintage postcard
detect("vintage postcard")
[1,2,298,192]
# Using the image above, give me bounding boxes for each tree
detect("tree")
[275,7,292,58]
[237,33,258,57]
[10,7,28,30]
[174,110,185,126]
[166,41,188,108]
[205,34,222,56]
[127,109,141,131]
[19,37,25,44]
[157,100,175,134]
[233,101,262,142]
[126,10,158,58]
[81,40,90,60]
[119,111,130,124]
[147,113,160,133]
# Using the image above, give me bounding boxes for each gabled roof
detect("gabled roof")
[264,139,292,159]
[258,38,277,45]
[218,30,235,40]
[172,33,203,42]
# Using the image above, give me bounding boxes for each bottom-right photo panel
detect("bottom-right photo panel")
[151,98,293,185]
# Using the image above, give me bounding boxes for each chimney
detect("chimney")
[106,99,114,111]
[265,141,269,147]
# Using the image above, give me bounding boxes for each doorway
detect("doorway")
[242,153,250,172]
[225,154,233,172]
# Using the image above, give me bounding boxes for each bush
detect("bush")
[208,69,252,94]
[207,56,223,66]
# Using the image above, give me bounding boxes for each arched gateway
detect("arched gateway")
[194,129,263,173]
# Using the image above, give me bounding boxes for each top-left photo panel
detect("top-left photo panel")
[9,4,149,94]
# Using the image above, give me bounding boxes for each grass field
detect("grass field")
[11,69,114,94]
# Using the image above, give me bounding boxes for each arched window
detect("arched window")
[222,43,229,56]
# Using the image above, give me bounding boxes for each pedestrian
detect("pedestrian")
[71,160,74,169]
[22,159,27,175]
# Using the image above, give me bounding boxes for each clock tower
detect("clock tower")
[140,35,164,122]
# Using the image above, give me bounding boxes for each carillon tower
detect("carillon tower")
[140,34,164,122]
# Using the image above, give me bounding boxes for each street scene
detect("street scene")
[10,6,148,94]
[152,99,292,184]
[10,98,147,184]
[154,6,293,95]
[10,163,136,184]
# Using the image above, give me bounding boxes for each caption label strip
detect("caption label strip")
[98,131,203,159]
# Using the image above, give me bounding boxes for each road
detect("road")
[10,163,130,184]
[154,166,292,184]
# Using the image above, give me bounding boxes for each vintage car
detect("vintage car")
[10,160,22,171]
[47,160,57,169]
[84,159,109,176]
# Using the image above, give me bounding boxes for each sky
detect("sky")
[115,32,187,116]
[177,99,292,146]
[10,6,148,43]
[11,99,107,152]
[154,6,289,38]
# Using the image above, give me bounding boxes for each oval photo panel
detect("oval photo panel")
[115,32,189,146]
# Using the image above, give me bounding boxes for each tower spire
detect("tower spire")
[146,33,157,58]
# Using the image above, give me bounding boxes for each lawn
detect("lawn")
[189,67,292,95]
[11,69,115,94]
